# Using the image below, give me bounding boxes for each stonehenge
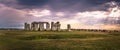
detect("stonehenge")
[24,21,119,32]
[24,21,60,31]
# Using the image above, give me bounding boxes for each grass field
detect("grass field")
[0,30,120,50]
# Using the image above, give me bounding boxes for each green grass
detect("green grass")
[0,30,120,50]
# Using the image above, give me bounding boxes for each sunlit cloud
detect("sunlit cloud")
[28,9,51,17]
[109,7,120,17]
[75,11,108,19]
[57,1,120,29]
[73,1,120,20]
[56,12,65,17]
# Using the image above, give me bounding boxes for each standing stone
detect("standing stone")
[39,23,44,31]
[51,22,54,31]
[31,22,39,31]
[67,24,71,31]
[56,21,61,31]
[31,23,34,31]
[51,21,61,31]
[46,22,50,31]
[24,23,27,30]
[24,23,30,30]
[34,23,39,31]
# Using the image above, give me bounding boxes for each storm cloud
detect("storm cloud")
[1,0,119,11]
[0,0,120,30]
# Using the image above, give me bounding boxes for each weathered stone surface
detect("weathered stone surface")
[46,22,50,31]
[51,21,61,31]
[56,21,61,31]
[24,23,30,30]
[67,24,71,31]
[39,23,44,31]
[51,22,55,31]
[31,22,39,31]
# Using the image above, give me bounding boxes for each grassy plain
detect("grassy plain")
[0,30,120,50]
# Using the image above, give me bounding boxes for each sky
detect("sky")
[0,0,120,30]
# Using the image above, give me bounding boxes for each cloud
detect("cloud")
[17,0,49,6]
[52,1,120,29]
[0,4,28,28]
[56,12,65,17]
[28,9,51,17]
[0,0,120,30]
[1,0,117,11]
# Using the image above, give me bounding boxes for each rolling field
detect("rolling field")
[0,30,120,50]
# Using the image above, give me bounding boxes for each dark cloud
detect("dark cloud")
[17,0,49,6]
[0,0,120,29]
[15,0,119,12]
[1,0,120,11]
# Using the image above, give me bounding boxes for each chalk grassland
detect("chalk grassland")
[0,30,120,50]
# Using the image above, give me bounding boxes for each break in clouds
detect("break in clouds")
[0,0,120,30]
